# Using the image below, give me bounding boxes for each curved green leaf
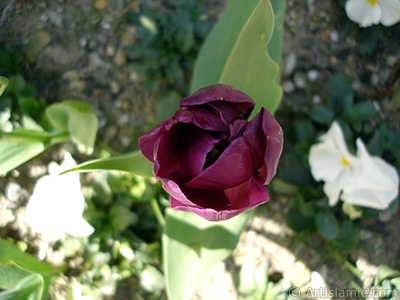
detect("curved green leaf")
[60,150,154,178]
[163,209,251,300]
[46,100,98,155]
[0,76,8,97]
[0,140,45,176]
[219,0,282,115]
[0,274,44,300]
[191,0,283,114]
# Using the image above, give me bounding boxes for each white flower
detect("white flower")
[309,121,399,209]
[26,152,94,238]
[345,0,400,27]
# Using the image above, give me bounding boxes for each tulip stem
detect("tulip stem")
[150,198,165,227]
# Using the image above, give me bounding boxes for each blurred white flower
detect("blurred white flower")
[26,152,94,238]
[309,121,399,209]
[345,0,400,27]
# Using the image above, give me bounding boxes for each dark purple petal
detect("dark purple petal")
[171,176,269,221]
[180,84,255,117]
[261,108,284,184]
[178,124,221,178]
[185,137,254,190]
[185,106,228,131]
[242,113,267,177]
[138,117,174,162]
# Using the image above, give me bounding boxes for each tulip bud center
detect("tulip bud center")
[366,0,377,6]
[203,139,230,170]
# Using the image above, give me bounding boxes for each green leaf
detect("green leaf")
[46,100,98,155]
[0,239,64,276]
[375,265,400,285]
[163,208,251,300]
[315,210,339,240]
[268,0,286,71]
[309,106,334,125]
[0,274,44,300]
[219,0,282,115]
[0,264,31,290]
[0,76,8,97]
[326,74,353,115]
[0,139,45,176]
[60,150,154,178]
[191,0,282,114]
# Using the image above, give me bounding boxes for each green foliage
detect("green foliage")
[61,150,154,178]
[0,238,65,299]
[373,265,400,300]
[163,209,251,300]
[277,73,400,253]
[0,46,99,175]
[126,1,213,94]
[238,258,295,300]
[191,0,284,114]
[0,76,8,97]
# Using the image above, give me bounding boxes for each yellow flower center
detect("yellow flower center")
[341,156,350,167]
[366,0,377,6]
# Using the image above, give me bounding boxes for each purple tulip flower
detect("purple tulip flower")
[139,84,283,221]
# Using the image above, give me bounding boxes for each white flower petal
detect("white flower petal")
[309,121,356,183]
[26,152,94,238]
[309,140,344,182]
[340,139,399,209]
[324,167,354,206]
[378,0,400,26]
[345,0,382,27]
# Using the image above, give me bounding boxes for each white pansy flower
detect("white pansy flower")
[26,152,94,238]
[345,0,400,27]
[309,121,399,209]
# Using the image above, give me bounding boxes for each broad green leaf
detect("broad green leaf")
[315,210,339,240]
[163,208,251,300]
[46,100,98,155]
[0,264,31,290]
[60,150,154,178]
[219,0,281,115]
[0,76,8,96]
[375,265,400,285]
[0,139,45,176]
[0,239,64,276]
[268,0,286,70]
[191,0,282,114]
[0,274,44,300]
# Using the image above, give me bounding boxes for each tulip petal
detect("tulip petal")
[180,84,255,117]
[261,108,284,184]
[378,0,400,26]
[185,105,228,131]
[171,176,269,221]
[139,117,174,162]
[185,137,254,190]
[178,125,221,178]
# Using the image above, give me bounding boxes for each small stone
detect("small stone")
[330,30,339,42]
[379,210,392,223]
[110,81,120,94]
[312,94,322,104]
[70,80,86,91]
[294,72,307,88]
[106,44,115,57]
[307,69,319,82]
[63,70,80,81]
[283,80,295,93]
[94,0,109,10]
[285,52,297,75]
[114,49,127,67]
[79,38,88,48]
[121,26,137,46]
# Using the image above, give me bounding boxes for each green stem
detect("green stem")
[150,198,165,228]
[48,132,70,145]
